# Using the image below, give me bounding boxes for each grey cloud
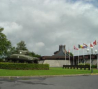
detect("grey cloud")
[0,0,98,56]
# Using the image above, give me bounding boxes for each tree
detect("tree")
[16,41,27,51]
[27,51,41,58]
[0,27,12,58]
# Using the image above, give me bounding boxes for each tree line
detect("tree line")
[0,27,41,61]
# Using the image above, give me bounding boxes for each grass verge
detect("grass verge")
[0,67,98,76]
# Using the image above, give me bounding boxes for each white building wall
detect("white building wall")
[39,60,70,67]
[84,59,97,65]
[39,59,97,67]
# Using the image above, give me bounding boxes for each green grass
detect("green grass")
[0,67,98,76]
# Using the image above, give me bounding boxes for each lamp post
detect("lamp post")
[87,47,93,73]
[20,52,22,54]
[95,50,98,69]
[87,49,91,70]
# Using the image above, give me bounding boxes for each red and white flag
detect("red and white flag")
[90,43,93,48]
[74,46,78,50]
[93,40,97,46]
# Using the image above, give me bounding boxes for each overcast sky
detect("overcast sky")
[0,0,98,56]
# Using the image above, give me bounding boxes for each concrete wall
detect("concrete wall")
[85,59,97,65]
[39,60,70,67]
[38,59,97,67]
[38,60,44,64]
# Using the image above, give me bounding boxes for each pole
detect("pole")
[97,54,98,69]
[73,49,74,65]
[65,51,66,65]
[69,52,70,65]
[65,45,66,65]
[83,49,85,65]
[91,47,93,73]
[78,49,79,65]
[68,47,70,65]
[90,51,91,70]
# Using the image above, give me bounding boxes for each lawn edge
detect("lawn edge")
[0,73,98,78]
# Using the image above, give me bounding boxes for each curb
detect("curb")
[0,73,98,78]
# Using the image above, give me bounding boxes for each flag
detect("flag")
[83,45,87,48]
[83,43,88,47]
[78,44,84,49]
[78,45,80,48]
[90,43,93,47]
[93,40,97,46]
[83,43,88,48]
[74,46,78,50]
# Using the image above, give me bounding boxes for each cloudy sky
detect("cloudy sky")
[0,0,98,56]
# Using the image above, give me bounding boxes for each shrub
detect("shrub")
[0,58,4,62]
[91,65,97,68]
[0,62,49,70]
[78,63,84,65]
[85,63,90,66]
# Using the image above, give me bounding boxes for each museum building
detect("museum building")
[40,45,97,67]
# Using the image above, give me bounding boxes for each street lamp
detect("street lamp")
[87,49,89,53]
[95,50,98,69]
[87,47,93,73]
[20,52,22,54]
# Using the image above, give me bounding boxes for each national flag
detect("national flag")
[93,40,97,46]
[90,43,93,47]
[74,46,78,50]
[83,45,87,48]
[78,44,84,49]
[83,43,88,48]
[83,43,88,47]
[78,45,80,48]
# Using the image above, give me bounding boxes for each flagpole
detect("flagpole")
[73,49,74,65]
[83,48,85,65]
[78,49,79,65]
[65,45,66,65]
[68,47,70,65]
[90,43,93,70]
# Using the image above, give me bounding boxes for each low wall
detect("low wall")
[85,59,97,65]
[42,60,70,67]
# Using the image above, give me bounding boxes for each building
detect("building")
[40,45,97,67]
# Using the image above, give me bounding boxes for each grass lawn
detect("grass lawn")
[0,67,98,76]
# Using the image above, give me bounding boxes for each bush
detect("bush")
[85,63,90,66]
[0,58,4,62]
[78,63,84,65]
[91,65,97,68]
[0,62,49,70]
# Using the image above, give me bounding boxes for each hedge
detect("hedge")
[0,62,49,70]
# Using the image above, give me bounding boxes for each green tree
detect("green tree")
[27,51,41,58]
[66,52,73,56]
[0,27,12,58]
[16,41,27,51]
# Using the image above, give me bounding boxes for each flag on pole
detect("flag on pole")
[83,43,88,47]
[78,44,84,49]
[93,40,97,46]
[90,43,93,48]
[74,46,78,50]
[83,45,87,48]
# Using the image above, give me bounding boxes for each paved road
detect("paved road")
[0,75,98,89]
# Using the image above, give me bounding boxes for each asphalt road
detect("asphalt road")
[0,75,98,89]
